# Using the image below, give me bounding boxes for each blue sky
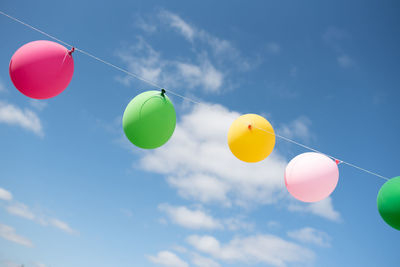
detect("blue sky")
[0,0,399,266]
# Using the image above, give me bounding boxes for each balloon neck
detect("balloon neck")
[161,88,166,97]
[68,47,75,56]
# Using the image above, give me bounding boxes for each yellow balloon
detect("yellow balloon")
[227,114,276,163]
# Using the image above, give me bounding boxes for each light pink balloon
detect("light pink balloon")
[9,40,74,99]
[285,152,339,202]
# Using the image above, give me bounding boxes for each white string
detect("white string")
[0,10,199,105]
[250,124,390,181]
[0,10,391,181]
[0,11,73,48]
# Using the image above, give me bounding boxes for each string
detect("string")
[0,10,390,181]
[0,10,199,105]
[250,124,390,181]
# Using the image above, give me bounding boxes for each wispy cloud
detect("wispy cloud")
[5,202,77,234]
[6,203,35,220]
[120,10,253,93]
[288,197,341,222]
[3,189,77,235]
[159,10,195,42]
[277,116,313,143]
[48,218,76,235]
[148,251,189,267]
[323,27,355,68]
[0,100,43,137]
[158,9,245,63]
[134,15,157,33]
[0,223,33,247]
[159,204,223,230]
[191,253,220,267]
[187,234,314,266]
[116,37,225,93]
[287,227,331,247]
[0,187,12,201]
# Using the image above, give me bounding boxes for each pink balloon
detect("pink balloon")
[285,152,339,202]
[9,40,74,99]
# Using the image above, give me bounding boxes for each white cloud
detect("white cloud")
[191,253,220,267]
[167,174,230,204]
[125,10,252,93]
[0,223,33,247]
[5,202,77,234]
[139,103,288,207]
[0,187,12,201]
[159,204,223,230]
[33,263,47,267]
[49,218,76,235]
[337,55,354,68]
[277,116,312,143]
[158,10,249,69]
[187,234,314,267]
[287,227,331,247]
[323,27,355,68]
[171,245,188,253]
[135,15,157,33]
[6,203,35,220]
[116,37,163,84]
[288,197,341,222]
[0,100,43,136]
[176,61,223,92]
[159,10,195,42]
[116,38,224,93]
[148,251,189,267]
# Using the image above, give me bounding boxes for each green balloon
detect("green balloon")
[122,90,176,149]
[377,176,400,231]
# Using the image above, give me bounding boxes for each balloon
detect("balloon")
[227,114,275,163]
[9,40,74,99]
[377,176,400,230]
[123,90,176,149]
[285,152,339,202]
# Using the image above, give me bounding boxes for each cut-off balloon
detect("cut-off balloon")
[377,176,400,231]
[285,152,339,202]
[9,40,74,99]
[123,90,176,149]
[227,114,275,163]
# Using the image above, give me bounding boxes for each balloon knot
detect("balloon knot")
[248,124,252,130]
[161,88,166,97]
[68,47,75,55]
[335,159,341,165]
